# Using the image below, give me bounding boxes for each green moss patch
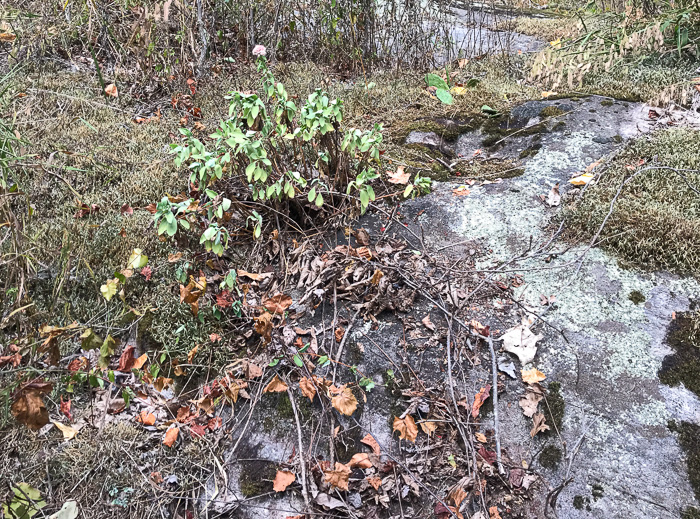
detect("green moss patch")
[544,381,565,434]
[628,290,646,305]
[669,420,700,502]
[239,460,277,497]
[565,129,700,275]
[539,445,563,469]
[659,310,700,398]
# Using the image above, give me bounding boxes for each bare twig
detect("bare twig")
[486,332,504,475]
[286,383,310,512]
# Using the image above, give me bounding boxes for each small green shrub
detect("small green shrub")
[159,47,383,255]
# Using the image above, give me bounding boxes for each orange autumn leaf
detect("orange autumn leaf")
[187,345,199,363]
[361,433,381,455]
[324,462,351,491]
[419,420,438,436]
[453,186,471,196]
[521,368,546,384]
[471,384,491,418]
[264,375,289,393]
[330,386,357,416]
[299,377,317,401]
[393,415,418,442]
[489,506,502,519]
[348,453,373,469]
[254,312,273,343]
[117,345,136,371]
[334,327,345,343]
[163,427,179,447]
[132,353,148,370]
[263,294,293,315]
[11,390,49,430]
[273,470,296,492]
[367,476,382,490]
[137,411,156,426]
[104,83,119,98]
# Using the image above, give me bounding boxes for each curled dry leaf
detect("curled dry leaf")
[500,324,543,365]
[299,377,317,401]
[453,186,471,196]
[475,432,488,443]
[348,453,373,469]
[334,327,345,343]
[361,433,381,455]
[273,470,296,492]
[324,462,351,491]
[255,312,273,343]
[187,344,199,363]
[263,293,293,314]
[421,314,435,331]
[330,386,358,416]
[104,83,119,98]
[547,183,561,207]
[53,421,78,440]
[530,412,550,437]
[521,368,546,384]
[471,384,491,418]
[153,376,173,392]
[264,375,289,393]
[163,427,179,447]
[393,415,418,442]
[11,380,52,431]
[519,389,543,418]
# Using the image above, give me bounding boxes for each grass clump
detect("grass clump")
[566,129,700,275]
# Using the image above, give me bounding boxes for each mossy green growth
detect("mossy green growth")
[565,128,700,275]
[659,310,700,398]
[628,290,646,305]
[539,105,567,118]
[668,420,700,501]
[395,118,474,144]
[544,381,565,434]
[600,99,614,107]
[539,445,563,469]
[239,460,277,497]
[682,507,700,519]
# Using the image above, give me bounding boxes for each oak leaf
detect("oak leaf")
[530,412,550,437]
[263,294,293,314]
[11,381,52,430]
[420,420,438,436]
[330,386,357,416]
[324,462,351,491]
[273,470,296,492]
[387,165,410,185]
[393,415,418,442]
[264,375,289,393]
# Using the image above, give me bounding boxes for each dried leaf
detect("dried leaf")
[263,294,293,314]
[519,390,543,418]
[421,314,435,331]
[132,354,148,370]
[387,165,410,185]
[137,411,156,426]
[521,368,546,384]
[190,424,207,438]
[117,345,136,371]
[299,377,317,401]
[569,172,594,186]
[546,184,561,207]
[475,432,488,443]
[530,412,550,437]
[255,312,273,343]
[60,398,72,421]
[273,470,296,492]
[237,269,273,281]
[12,383,52,430]
[187,344,199,363]
[331,386,358,416]
[348,453,373,469]
[453,186,471,196]
[367,476,382,490]
[361,434,381,455]
[153,376,173,392]
[53,421,78,440]
[0,33,17,42]
[324,462,351,491]
[419,420,438,436]
[393,415,418,442]
[334,327,345,343]
[448,486,468,508]
[500,324,543,365]
[243,360,263,379]
[489,506,502,519]
[471,384,491,418]
[163,427,179,447]
[104,83,119,98]
[264,375,289,393]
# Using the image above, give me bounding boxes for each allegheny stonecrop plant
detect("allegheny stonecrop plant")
[155,45,384,256]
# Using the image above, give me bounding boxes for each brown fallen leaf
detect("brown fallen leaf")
[419,420,438,436]
[263,293,293,314]
[299,377,317,401]
[168,252,183,262]
[0,33,17,42]
[153,376,173,392]
[530,412,550,437]
[255,312,273,343]
[490,506,502,519]
[117,345,136,371]
[334,327,345,343]
[387,165,410,185]
[348,453,373,469]
[361,433,381,455]
[475,432,488,443]
[105,83,119,98]
[194,396,215,415]
[187,344,199,364]
[151,471,164,484]
[453,186,471,196]
[132,354,148,370]
[370,269,384,285]
[243,360,263,379]
[264,375,289,393]
[237,269,273,281]
[421,314,435,331]
[448,486,468,508]
[53,421,78,440]
[367,476,382,490]
[393,415,418,442]
[11,380,53,430]
[163,427,179,447]
[546,183,561,207]
[273,470,296,492]
[471,384,491,418]
[324,462,351,491]
[519,389,543,418]
[137,411,156,426]
[330,386,357,416]
[521,368,546,384]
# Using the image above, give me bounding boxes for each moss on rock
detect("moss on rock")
[539,444,563,469]
[659,310,700,398]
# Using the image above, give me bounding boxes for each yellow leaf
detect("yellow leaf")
[450,86,467,96]
[569,172,594,185]
[100,278,119,301]
[549,38,562,49]
[541,91,557,98]
[393,415,418,442]
[521,368,546,384]
[53,421,78,440]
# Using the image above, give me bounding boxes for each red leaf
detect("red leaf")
[141,266,153,281]
[60,397,72,422]
[117,345,136,371]
[190,424,207,438]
